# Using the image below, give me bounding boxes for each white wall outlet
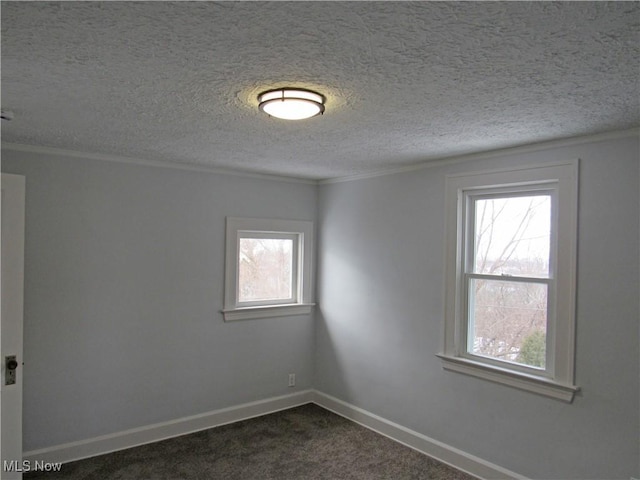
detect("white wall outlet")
[288,373,296,387]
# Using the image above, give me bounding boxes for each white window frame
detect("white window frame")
[439,161,580,402]
[223,217,314,321]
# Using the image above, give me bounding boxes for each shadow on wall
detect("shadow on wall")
[314,308,352,403]
[315,237,395,405]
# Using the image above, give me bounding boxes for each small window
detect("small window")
[238,235,296,305]
[439,161,579,402]
[223,218,314,321]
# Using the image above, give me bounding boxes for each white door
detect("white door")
[1,174,25,480]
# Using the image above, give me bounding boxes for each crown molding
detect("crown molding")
[2,127,637,186]
[318,128,640,185]
[0,142,318,185]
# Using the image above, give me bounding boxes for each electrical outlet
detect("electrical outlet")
[288,373,296,387]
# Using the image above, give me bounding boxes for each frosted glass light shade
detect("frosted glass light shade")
[258,88,325,120]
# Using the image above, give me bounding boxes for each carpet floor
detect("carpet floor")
[25,403,477,480]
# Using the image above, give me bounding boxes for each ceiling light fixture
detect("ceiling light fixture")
[258,88,325,120]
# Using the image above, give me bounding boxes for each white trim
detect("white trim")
[223,217,314,321]
[444,159,578,181]
[311,391,527,480]
[437,355,578,402]
[3,129,637,186]
[319,128,639,185]
[1,143,317,185]
[222,303,315,321]
[442,160,579,401]
[1,173,26,471]
[24,389,528,479]
[23,390,314,465]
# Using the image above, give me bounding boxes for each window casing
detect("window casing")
[223,217,314,321]
[439,161,579,402]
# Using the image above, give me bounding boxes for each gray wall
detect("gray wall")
[315,135,639,479]
[3,134,639,479]
[2,150,317,451]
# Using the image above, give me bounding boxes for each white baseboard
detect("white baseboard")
[24,389,524,480]
[311,391,527,480]
[23,389,314,465]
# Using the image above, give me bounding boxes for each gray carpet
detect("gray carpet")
[25,404,477,480]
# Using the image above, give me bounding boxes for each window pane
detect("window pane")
[469,278,547,369]
[474,195,551,277]
[239,238,293,302]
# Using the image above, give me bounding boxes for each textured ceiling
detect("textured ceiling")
[1,1,638,180]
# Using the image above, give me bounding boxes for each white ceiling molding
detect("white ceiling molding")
[318,128,640,184]
[4,128,637,186]
[0,143,318,185]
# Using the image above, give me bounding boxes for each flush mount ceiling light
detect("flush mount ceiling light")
[258,88,325,120]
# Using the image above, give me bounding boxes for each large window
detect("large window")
[439,161,579,401]
[223,218,314,321]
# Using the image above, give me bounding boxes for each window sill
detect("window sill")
[222,303,315,322]
[436,354,579,402]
